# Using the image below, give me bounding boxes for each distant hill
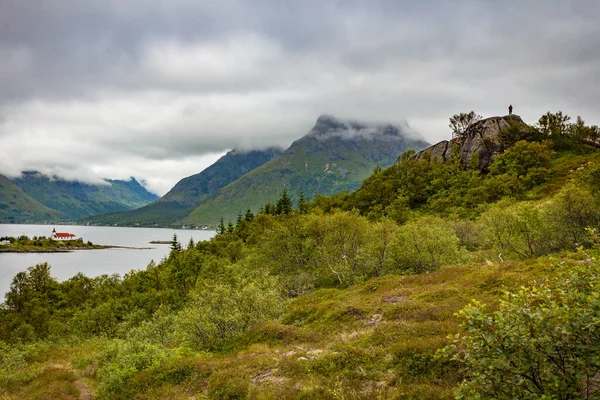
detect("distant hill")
[184,115,430,224]
[11,172,159,220]
[84,147,283,226]
[0,174,64,223]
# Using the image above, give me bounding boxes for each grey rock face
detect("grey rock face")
[415,114,525,170]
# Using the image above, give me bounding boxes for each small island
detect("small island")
[0,234,108,253]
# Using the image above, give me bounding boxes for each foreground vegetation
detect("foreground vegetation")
[1,111,599,399]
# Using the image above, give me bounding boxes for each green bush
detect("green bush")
[175,271,283,350]
[72,300,122,338]
[126,305,177,347]
[481,186,600,259]
[444,264,600,398]
[0,341,47,388]
[391,216,466,274]
[480,200,552,258]
[95,339,171,399]
[545,184,600,249]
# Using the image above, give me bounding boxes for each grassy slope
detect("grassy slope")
[0,174,64,223]
[185,135,429,225]
[12,173,158,220]
[5,253,582,399]
[533,149,600,197]
[128,255,579,399]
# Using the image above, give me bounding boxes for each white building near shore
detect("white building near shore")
[51,228,77,241]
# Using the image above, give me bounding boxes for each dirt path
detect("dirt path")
[51,362,95,400]
[73,381,94,400]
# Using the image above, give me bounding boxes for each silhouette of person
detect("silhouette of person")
[508,104,513,115]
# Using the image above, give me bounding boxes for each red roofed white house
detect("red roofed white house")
[51,228,77,241]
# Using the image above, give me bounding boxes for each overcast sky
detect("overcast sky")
[1,1,599,195]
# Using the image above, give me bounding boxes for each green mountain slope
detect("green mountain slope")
[0,174,64,223]
[84,147,282,226]
[160,147,283,207]
[11,172,159,220]
[184,115,430,224]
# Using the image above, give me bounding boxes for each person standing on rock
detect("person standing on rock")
[508,104,513,115]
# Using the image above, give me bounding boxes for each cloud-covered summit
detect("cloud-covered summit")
[1,1,599,195]
[309,115,424,142]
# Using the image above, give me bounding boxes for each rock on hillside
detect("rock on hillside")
[415,114,526,170]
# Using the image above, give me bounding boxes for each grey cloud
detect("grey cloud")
[0,0,599,195]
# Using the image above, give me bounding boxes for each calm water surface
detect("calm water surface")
[0,224,215,301]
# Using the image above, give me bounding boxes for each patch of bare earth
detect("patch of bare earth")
[51,361,94,400]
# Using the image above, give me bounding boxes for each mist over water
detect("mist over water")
[0,224,216,302]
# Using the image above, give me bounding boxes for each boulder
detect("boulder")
[415,114,526,171]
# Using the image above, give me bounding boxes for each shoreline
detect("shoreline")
[0,245,154,253]
[1,222,216,232]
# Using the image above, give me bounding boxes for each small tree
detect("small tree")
[297,190,309,214]
[276,188,293,215]
[449,111,482,139]
[217,217,226,235]
[170,234,181,253]
[244,209,254,222]
[499,120,546,147]
[263,201,274,215]
[537,111,571,136]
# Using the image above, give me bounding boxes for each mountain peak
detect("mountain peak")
[308,115,423,142]
[313,114,350,132]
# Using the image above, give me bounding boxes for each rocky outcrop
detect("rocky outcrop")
[415,114,526,171]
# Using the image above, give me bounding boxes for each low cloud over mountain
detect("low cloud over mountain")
[1,1,599,194]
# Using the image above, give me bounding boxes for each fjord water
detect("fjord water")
[0,224,215,301]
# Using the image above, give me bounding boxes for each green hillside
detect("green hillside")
[184,115,429,224]
[12,172,158,220]
[159,147,283,207]
[0,174,64,223]
[2,111,600,399]
[84,147,282,226]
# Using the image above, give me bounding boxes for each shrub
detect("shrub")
[489,140,555,194]
[480,199,557,258]
[544,184,600,249]
[444,264,600,399]
[481,186,600,259]
[0,341,47,388]
[72,300,122,338]
[303,211,372,286]
[175,272,283,350]
[126,305,177,347]
[95,339,171,399]
[391,216,466,274]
